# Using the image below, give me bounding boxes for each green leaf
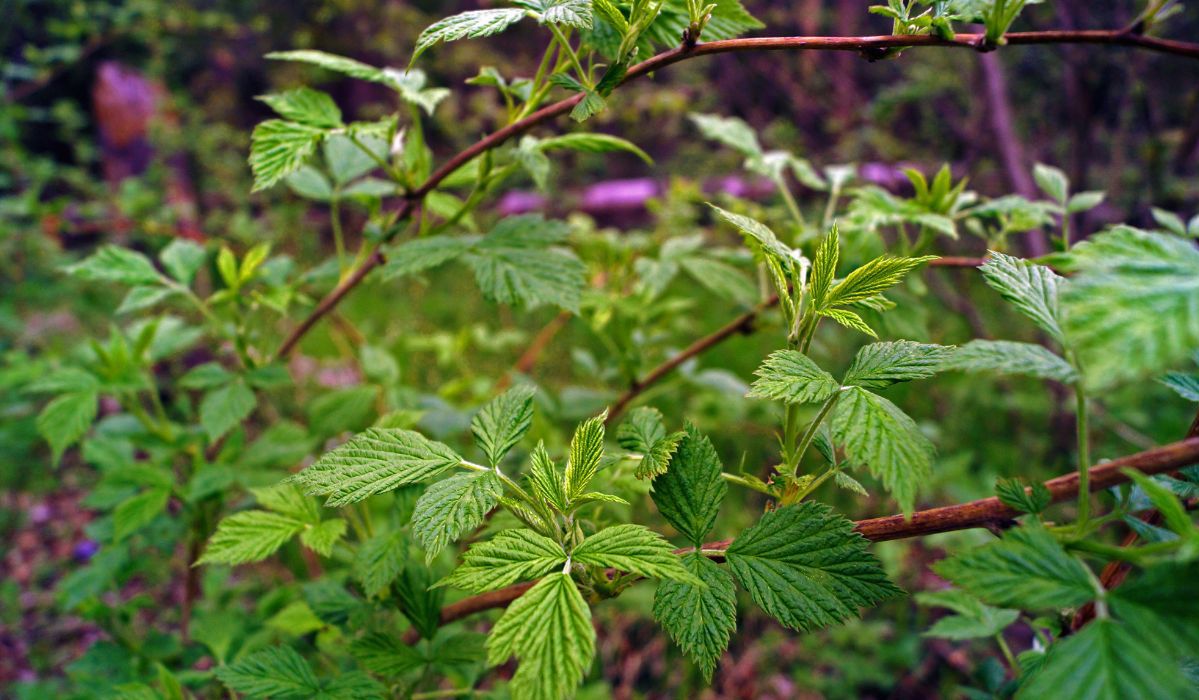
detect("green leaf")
[464,216,586,312]
[573,524,703,584]
[249,119,325,192]
[689,113,762,158]
[525,441,569,516]
[199,511,306,565]
[251,484,321,523]
[933,525,1094,610]
[537,132,652,164]
[565,411,607,500]
[678,257,758,306]
[351,633,426,677]
[1061,226,1199,388]
[916,588,1019,640]
[842,341,955,389]
[748,349,840,404]
[394,566,444,641]
[258,87,343,129]
[413,9,529,61]
[527,0,593,28]
[653,552,736,682]
[200,380,256,442]
[1019,618,1196,700]
[652,424,726,546]
[116,286,177,314]
[293,428,463,507]
[299,519,346,557]
[995,477,1052,515]
[942,339,1078,383]
[354,530,408,598]
[38,390,98,464]
[412,470,503,562]
[1033,162,1068,202]
[267,601,325,636]
[569,90,606,122]
[65,245,164,286]
[113,488,170,541]
[1109,561,1199,657]
[810,225,839,308]
[1067,191,1104,214]
[439,529,566,593]
[817,307,877,337]
[708,204,792,262]
[831,387,934,516]
[159,240,206,285]
[381,235,480,280]
[471,384,536,467]
[616,406,667,453]
[636,431,684,480]
[486,573,595,700]
[825,255,938,307]
[979,252,1065,343]
[1123,469,1193,536]
[1163,371,1199,401]
[266,50,383,81]
[214,646,319,699]
[726,502,902,632]
[320,672,386,699]
[644,0,763,45]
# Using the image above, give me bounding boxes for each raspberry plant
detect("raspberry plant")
[20,1,1199,698]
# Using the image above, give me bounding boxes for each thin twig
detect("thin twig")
[430,437,1199,625]
[272,30,1199,359]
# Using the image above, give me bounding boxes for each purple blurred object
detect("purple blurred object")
[497,190,548,216]
[581,178,661,211]
[73,540,99,562]
[29,504,51,525]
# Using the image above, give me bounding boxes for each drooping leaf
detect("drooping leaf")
[933,525,1094,610]
[199,511,306,566]
[818,307,877,337]
[979,252,1065,344]
[689,113,762,158]
[537,132,652,164]
[411,470,503,562]
[748,349,840,404]
[616,406,666,453]
[652,424,727,546]
[266,50,384,81]
[438,529,566,593]
[214,646,319,699]
[841,341,955,389]
[942,339,1078,383]
[471,384,536,467]
[653,552,736,682]
[572,524,703,584]
[292,428,463,507]
[831,387,934,516]
[708,204,793,262]
[486,573,595,700]
[726,502,902,632]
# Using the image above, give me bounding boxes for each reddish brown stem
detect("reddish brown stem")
[432,438,1199,625]
[272,31,1199,359]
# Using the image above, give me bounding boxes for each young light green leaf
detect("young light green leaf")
[748,349,840,404]
[159,239,206,285]
[251,483,321,523]
[652,424,726,546]
[832,387,934,516]
[726,502,902,631]
[569,90,606,122]
[113,488,171,541]
[258,87,342,129]
[198,511,306,565]
[527,0,593,28]
[486,573,595,700]
[354,530,407,598]
[299,519,346,557]
[1061,226,1199,388]
[979,252,1065,343]
[65,245,164,286]
[573,524,704,584]
[249,120,325,192]
[438,529,566,593]
[266,50,384,81]
[842,341,955,389]
[413,9,529,61]
[942,339,1078,383]
[817,307,877,337]
[411,470,503,562]
[214,646,319,699]
[292,428,463,507]
[917,588,1020,641]
[116,286,176,314]
[810,224,839,308]
[381,235,480,280]
[708,204,792,262]
[616,406,667,453]
[471,384,535,467]
[526,440,569,512]
[565,410,607,500]
[995,477,1052,515]
[689,113,762,158]
[1033,162,1068,202]
[38,390,98,464]
[200,380,256,441]
[1019,618,1195,700]
[825,255,938,307]
[635,431,685,480]
[537,133,652,164]
[652,552,736,682]
[933,525,1094,610]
